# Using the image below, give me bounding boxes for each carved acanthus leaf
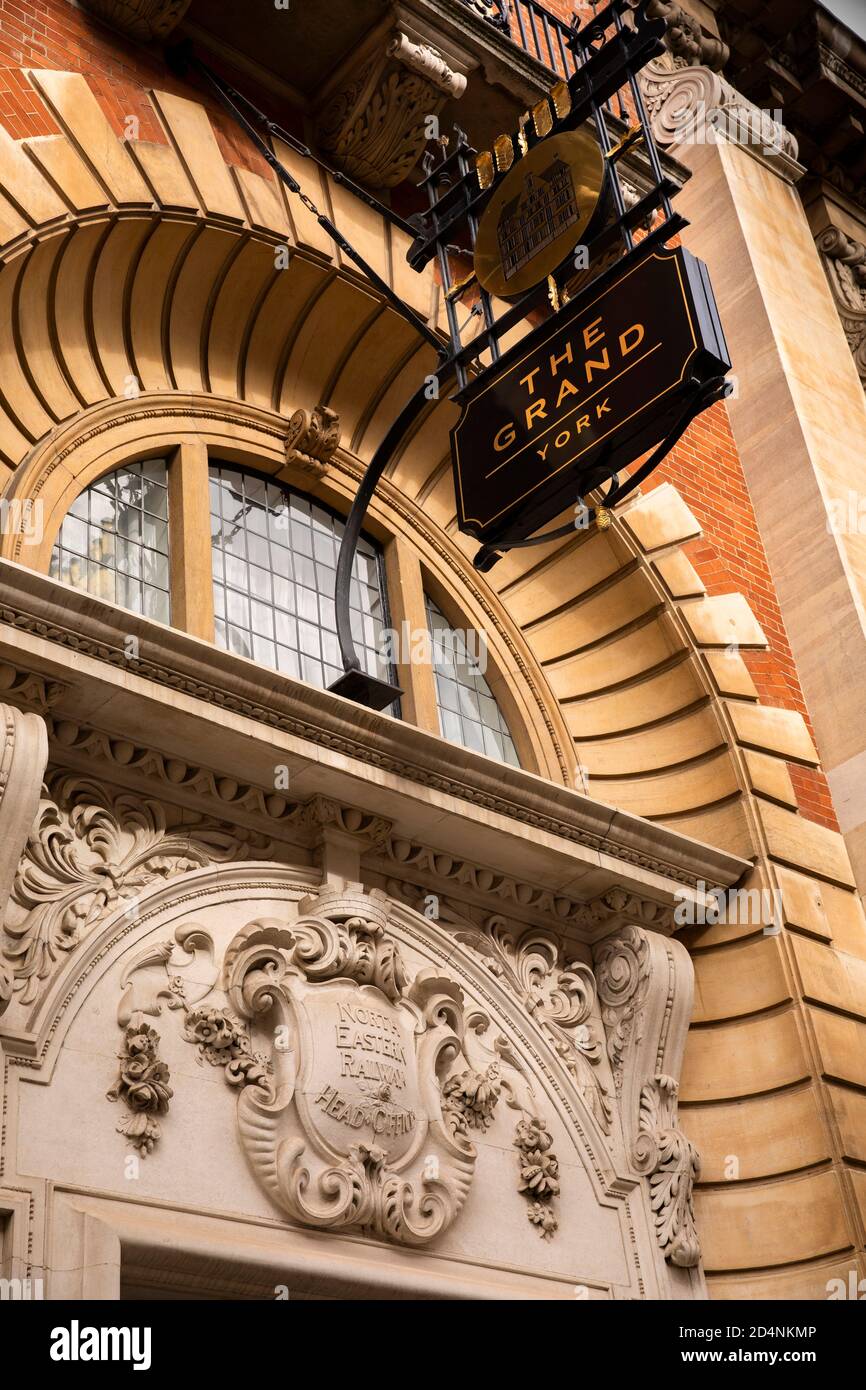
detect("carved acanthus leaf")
[635,1074,701,1268]
[4,774,273,1005]
[285,405,341,480]
[816,227,866,388]
[594,925,652,1094]
[594,927,701,1271]
[315,29,466,188]
[445,907,614,1133]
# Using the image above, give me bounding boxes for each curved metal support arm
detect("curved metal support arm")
[329,374,448,709]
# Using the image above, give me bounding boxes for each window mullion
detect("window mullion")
[383,537,440,735]
[168,439,215,641]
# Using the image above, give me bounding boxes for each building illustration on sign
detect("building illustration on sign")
[497,156,580,281]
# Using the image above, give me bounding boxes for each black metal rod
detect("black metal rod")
[333,373,448,675]
[172,45,443,354]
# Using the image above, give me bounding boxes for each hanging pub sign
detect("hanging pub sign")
[450,246,730,547]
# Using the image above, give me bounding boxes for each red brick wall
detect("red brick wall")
[0,0,285,174]
[0,1,839,831]
[648,407,839,831]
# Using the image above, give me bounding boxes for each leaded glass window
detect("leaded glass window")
[49,459,170,622]
[209,464,392,690]
[425,594,520,766]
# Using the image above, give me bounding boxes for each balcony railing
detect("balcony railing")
[509,0,581,78]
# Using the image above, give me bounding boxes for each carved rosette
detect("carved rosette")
[816,228,866,390]
[315,29,467,188]
[224,884,481,1246]
[594,926,701,1270]
[106,1021,172,1156]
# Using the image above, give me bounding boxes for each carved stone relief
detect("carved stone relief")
[640,56,799,170]
[646,0,728,71]
[2,773,277,1008]
[77,0,191,41]
[104,883,592,1247]
[106,1020,172,1156]
[388,880,614,1133]
[285,405,341,481]
[815,227,866,390]
[0,702,49,1015]
[315,27,468,188]
[595,926,701,1268]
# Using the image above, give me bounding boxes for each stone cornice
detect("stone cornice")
[0,559,749,898]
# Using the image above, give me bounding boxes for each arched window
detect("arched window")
[49,459,171,622]
[425,594,520,766]
[209,463,392,691]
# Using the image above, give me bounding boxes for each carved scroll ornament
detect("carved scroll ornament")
[224,884,483,1246]
[595,926,701,1269]
[3,774,272,1007]
[816,227,866,389]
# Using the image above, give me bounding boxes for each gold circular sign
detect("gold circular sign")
[474,127,605,299]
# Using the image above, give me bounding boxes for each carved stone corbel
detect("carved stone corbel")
[646,0,728,72]
[815,227,866,391]
[285,405,341,481]
[314,19,469,188]
[594,925,701,1271]
[0,703,48,1016]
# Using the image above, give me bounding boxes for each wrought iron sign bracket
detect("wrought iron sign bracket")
[166,4,732,713]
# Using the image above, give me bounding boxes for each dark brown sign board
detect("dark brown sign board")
[450,246,730,545]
